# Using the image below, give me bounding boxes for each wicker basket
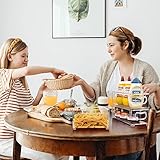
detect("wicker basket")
[44,75,74,90]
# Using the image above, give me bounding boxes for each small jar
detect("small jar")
[98,96,112,130]
[97,96,108,114]
[97,96,108,107]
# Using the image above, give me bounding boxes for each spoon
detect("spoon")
[69,89,73,100]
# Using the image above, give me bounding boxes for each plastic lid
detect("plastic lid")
[128,76,131,81]
[121,76,124,81]
[98,96,108,105]
[131,77,141,83]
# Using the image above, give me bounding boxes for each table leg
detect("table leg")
[73,156,80,160]
[13,132,21,160]
[95,141,105,160]
[149,145,157,160]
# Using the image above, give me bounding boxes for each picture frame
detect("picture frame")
[114,0,127,8]
[52,0,106,39]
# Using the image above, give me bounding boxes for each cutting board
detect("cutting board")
[28,112,72,124]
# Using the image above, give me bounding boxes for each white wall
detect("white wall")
[0,0,160,153]
[1,0,160,101]
[107,0,160,154]
[107,0,160,75]
[0,0,108,104]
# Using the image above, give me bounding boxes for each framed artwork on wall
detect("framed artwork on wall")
[114,0,127,8]
[52,0,106,39]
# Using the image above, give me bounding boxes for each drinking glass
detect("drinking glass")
[107,91,116,108]
[43,89,58,106]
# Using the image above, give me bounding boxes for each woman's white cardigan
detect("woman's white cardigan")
[89,58,160,110]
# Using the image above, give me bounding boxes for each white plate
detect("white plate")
[28,112,71,124]
[23,106,36,112]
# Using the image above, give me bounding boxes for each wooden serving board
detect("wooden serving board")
[28,112,71,125]
[72,121,109,130]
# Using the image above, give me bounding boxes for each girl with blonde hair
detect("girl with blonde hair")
[0,38,68,160]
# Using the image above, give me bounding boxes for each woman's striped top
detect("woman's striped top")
[0,69,34,139]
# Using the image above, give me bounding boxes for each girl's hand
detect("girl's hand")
[51,68,67,79]
[142,83,159,95]
[38,81,47,95]
[33,81,47,106]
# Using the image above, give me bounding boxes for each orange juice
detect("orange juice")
[43,89,58,106]
[44,96,57,106]
[122,95,129,106]
[107,91,116,107]
[116,96,123,105]
[113,96,117,105]
[108,97,114,107]
[122,80,131,106]
[116,77,125,105]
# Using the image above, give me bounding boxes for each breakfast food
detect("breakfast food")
[89,103,100,113]
[40,106,61,118]
[44,74,74,90]
[73,113,109,129]
[56,101,66,110]
[64,107,81,112]
[63,99,77,108]
[56,99,77,111]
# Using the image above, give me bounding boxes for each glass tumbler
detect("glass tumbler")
[43,89,58,106]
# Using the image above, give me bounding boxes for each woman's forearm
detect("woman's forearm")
[80,79,96,101]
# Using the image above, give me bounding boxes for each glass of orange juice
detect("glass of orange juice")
[107,91,116,108]
[43,89,58,106]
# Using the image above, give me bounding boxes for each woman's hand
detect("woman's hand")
[142,83,160,95]
[72,75,84,87]
[142,83,160,107]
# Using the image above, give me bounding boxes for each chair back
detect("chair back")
[145,108,156,160]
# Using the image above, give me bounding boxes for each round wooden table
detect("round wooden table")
[4,109,160,160]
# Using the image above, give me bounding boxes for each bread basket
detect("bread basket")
[44,74,74,90]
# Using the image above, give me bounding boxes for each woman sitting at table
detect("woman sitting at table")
[0,38,68,160]
[72,26,160,160]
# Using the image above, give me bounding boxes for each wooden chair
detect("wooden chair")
[144,108,156,160]
[0,155,31,160]
[0,155,12,160]
[0,133,31,160]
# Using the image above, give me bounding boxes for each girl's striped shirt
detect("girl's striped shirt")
[0,69,34,139]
